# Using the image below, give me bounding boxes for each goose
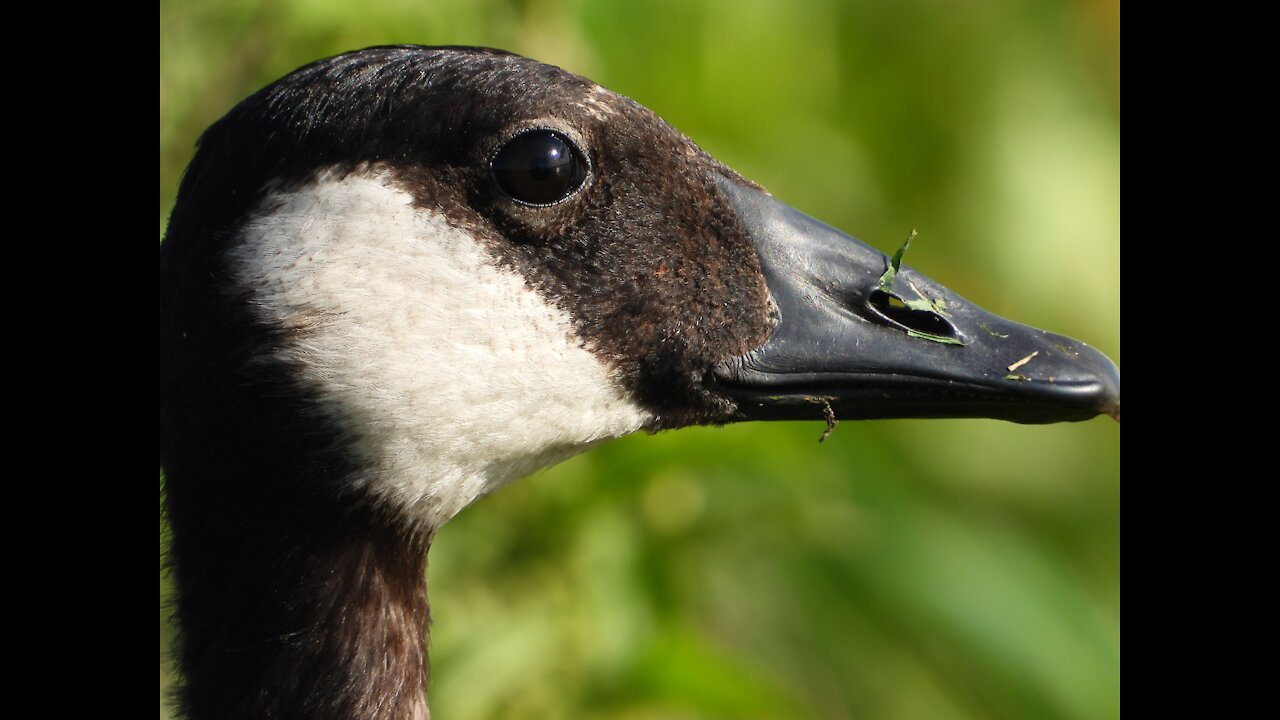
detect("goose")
[159,45,1120,719]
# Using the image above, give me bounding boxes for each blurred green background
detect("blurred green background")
[160,1,1119,718]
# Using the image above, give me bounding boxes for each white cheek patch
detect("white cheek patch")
[230,173,651,529]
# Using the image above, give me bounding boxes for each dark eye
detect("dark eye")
[491,130,588,206]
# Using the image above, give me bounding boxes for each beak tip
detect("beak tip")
[1069,346,1119,423]
[1082,344,1120,423]
[1098,369,1120,424]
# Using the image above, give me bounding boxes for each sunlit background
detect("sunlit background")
[160,1,1119,718]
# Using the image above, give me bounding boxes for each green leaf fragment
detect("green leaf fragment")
[874,230,966,346]
[907,329,965,345]
[1004,373,1030,381]
[878,228,916,293]
[903,279,951,317]
[979,323,1009,339]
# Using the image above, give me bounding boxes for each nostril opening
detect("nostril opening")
[867,289,960,340]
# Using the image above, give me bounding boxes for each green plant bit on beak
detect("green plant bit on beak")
[874,230,966,346]
[906,329,965,345]
[1004,373,1030,381]
[903,279,951,317]
[979,323,1009,339]
[878,228,916,294]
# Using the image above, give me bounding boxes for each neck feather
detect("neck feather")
[168,479,434,720]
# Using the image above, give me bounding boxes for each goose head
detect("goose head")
[159,46,1119,719]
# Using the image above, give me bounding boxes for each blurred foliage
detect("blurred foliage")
[160,1,1119,718]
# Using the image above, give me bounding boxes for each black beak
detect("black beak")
[709,177,1120,425]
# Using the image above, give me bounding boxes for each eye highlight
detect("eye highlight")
[490,130,588,206]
